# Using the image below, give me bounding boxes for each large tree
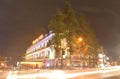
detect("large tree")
[48,2,100,68]
[48,9,65,68]
[48,9,65,55]
[62,2,79,65]
[48,2,79,66]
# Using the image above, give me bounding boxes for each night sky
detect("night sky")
[0,0,120,60]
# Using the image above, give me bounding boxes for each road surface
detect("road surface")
[6,66,120,79]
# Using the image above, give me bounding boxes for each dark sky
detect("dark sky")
[0,0,120,60]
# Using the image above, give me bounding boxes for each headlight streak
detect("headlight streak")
[7,66,120,79]
[64,68,120,78]
[16,70,66,79]
[7,71,17,79]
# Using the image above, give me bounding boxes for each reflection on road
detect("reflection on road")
[6,66,120,79]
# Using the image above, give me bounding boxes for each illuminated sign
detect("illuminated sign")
[32,34,43,44]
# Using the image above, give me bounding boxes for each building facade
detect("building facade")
[24,31,55,68]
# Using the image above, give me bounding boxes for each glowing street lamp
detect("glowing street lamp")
[78,37,83,42]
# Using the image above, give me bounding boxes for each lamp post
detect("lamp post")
[75,37,83,68]
[70,37,83,69]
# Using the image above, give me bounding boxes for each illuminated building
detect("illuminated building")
[24,31,55,68]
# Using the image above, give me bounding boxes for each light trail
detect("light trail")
[7,66,120,79]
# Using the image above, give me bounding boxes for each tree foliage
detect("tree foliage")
[48,10,65,58]
[48,1,101,64]
[79,13,100,55]
[62,2,79,54]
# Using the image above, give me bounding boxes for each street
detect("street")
[6,66,120,79]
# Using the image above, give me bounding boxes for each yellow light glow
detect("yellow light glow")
[78,37,83,42]
[32,34,43,44]
[1,63,4,66]
[20,61,42,67]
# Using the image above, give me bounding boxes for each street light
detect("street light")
[78,37,83,68]
[78,37,83,42]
